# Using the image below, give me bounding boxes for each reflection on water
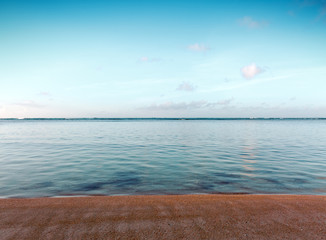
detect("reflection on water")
[240,137,258,177]
[0,119,326,197]
[242,165,255,171]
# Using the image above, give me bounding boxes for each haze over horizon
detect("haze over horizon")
[1,0,326,118]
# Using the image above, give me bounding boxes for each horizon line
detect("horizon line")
[1,117,326,121]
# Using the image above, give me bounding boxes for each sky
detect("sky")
[1,0,326,118]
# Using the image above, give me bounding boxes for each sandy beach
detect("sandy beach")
[0,194,326,239]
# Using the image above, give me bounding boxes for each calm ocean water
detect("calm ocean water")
[0,119,326,198]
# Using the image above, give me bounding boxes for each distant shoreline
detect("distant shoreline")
[1,117,326,121]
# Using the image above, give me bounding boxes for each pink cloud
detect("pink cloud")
[241,63,264,80]
[140,56,149,62]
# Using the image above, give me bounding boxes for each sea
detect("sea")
[0,119,326,198]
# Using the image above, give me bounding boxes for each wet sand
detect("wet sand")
[0,194,326,239]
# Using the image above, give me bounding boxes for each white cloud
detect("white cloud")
[38,91,51,96]
[241,63,264,80]
[145,101,206,111]
[188,43,210,52]
[212,98,234,106]
[139,57,161,62]
[290,97,296,101]
[176,82,196,91]
[239,16,267,29]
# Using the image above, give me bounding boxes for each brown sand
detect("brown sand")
[0,194,326,240]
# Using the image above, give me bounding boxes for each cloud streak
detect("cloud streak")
[143,99,234,111]
[188,43,210,52]
[239,16,268,29]
[297,0,326,19]
[139,57,161,62]
[38,91,51,96]
[200,74,294,93]
[12,100,44,108]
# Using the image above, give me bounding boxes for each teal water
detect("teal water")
[0,119,326,197]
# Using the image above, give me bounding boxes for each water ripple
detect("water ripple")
[0,120,326,197]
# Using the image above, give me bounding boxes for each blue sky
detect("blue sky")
[1,0,326,118]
